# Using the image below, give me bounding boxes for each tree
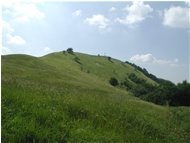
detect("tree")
[172,80,190,106]
[109,77,119,86]
[67,48,74,54]
[107,56,114,63]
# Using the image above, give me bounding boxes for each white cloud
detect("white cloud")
[7,35,26,45]
[3,3,45,23]
[116,1,153,25]
[1,46,11,55]
[2,0,14,8]
[72,10,82,16]
[130,53,181,67]
[163,6,189,28]
[109,7,116,12]
[44,47,50,52]
[1,20,14,33]
[1,20,27,46]
[130,53,155,63]
[85,14,110,29]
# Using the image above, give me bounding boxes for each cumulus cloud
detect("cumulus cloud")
[3,3,45,23]
[1,20,27,45]
[72,10,82,16]
[7,35,26,45]
[44,47,50,52]
[130,53,180,67]
[1,20,14,33]
[163,6,189,28]
[130,53,155,63]
[85,14,110,29]
[116,1,153,25]
[109,7,116,12]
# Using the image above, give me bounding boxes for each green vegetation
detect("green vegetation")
[66,48,74,54]
[2,52,190,142]
[109,77,119,86]
[124,61,190,106]
[146,80,190,106]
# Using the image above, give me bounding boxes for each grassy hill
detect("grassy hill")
[2,51,190,143]
[40,52,157,84]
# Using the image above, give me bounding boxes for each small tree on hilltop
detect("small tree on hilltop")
[109,77,119,86]
[67,48,74,54]
[107,56,113,63]
[108,56,111,61]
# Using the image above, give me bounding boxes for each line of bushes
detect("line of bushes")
[109,73,190,106]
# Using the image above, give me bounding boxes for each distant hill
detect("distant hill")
[2,51,190,142]
[41,52,157,85]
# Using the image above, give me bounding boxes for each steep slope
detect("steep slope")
[2,52,190,143]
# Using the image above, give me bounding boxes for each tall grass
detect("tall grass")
[2,53,190,142]
[2,78,190,142]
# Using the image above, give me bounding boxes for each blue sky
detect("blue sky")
[1,1,189,83]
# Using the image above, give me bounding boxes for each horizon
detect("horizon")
[1,1,189,83]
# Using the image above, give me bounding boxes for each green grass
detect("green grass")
[2,52,190,143]
[41,52,156,85]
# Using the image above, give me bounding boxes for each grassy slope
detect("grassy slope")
[41,52,156,85]
[2,52,190,143]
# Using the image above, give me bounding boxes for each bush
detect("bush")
[138,80,190,106]
[107,56,114,63]
[128,73,145,84]
[132,85,149,97]
[109,77,118,86]
[74,57,82,65]
[67,48,74,54]
[120,78,132,90]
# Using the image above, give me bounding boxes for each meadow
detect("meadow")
[2,52,190,143]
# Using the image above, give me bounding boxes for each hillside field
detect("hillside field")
[2,52,190,143]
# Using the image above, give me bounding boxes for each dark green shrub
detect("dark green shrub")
[74,57,82,65]
[128,73,145,84]
[120,78,132,89]
[67,48,74,54]
[109,77,118,86]
[132,85,149,97]
[107,56,114,63]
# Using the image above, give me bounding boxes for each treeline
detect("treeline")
[125,61,164,84]
[130,78,190,106]
[145,80,190,106]
[110,61,190,106]
[111,75,190,106]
